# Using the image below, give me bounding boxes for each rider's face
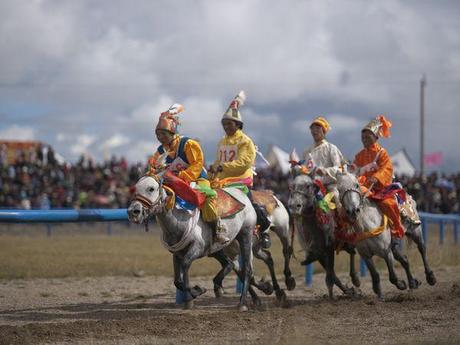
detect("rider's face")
[361,130,377,148]
[222,119,239,136]
[155,129,174,146]
[310,124,325,143]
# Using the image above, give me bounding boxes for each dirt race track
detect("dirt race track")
[0,265,459,345]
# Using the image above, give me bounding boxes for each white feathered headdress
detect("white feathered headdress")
[222,90,246,123]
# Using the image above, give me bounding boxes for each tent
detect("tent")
[391,149,415,177]
[265,145,291,174]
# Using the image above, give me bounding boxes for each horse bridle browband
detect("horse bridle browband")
[340,187,363,209]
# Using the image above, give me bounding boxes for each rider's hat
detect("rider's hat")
[155,104,184,134]
[310,116,330,133]
[222,90,246,123]
[362,115,392,138]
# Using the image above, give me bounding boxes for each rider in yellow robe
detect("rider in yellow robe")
[210,91,271,247]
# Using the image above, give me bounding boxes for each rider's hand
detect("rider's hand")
[367,176,378,187]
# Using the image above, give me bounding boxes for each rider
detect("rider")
[303,116,347,205]
[147,104,229,244]
[351,115,405,244]
[210,91,271,247]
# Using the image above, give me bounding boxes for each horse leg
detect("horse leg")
[253,244,286,304]
[343,243,360,287]
[173,254,184,291]
[383,250,407,291]
[210,250,234,298]
[407,226,436,285]
[236,228,258,311]
[363,256,383,300]
[276,227,296,291]
[391,240,421,289]
[318,249,353,298]
[317,249,336,299]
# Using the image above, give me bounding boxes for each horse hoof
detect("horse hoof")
[344,286,355,297]
[426,271,437,286]
[276,290,287,304]
[285,276,296,291]
[396,280,407,291]
[183,300,194,309]
[352,275,361,288]
[238,304,249,312]
[214,286,224,298]
[260,281,274,295]
[409,278,421,290]
[190,285,207,298]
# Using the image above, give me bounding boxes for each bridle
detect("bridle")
[340,186,363,213]
[133,175,165,218]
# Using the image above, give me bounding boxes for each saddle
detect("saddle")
[251,190,278,215]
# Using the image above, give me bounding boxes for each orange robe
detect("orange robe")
[354,142,404,238]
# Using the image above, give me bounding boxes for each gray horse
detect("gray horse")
[288,173,359,299]
[127,174,258,311]
[221,195,295,304]
[336,170,436,297]
[337,171,418,299]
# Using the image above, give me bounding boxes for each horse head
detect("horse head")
[336,168,363,222]
[128,174,165,224]
[288,174,318,216]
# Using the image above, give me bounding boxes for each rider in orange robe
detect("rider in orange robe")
[353,115,404,240]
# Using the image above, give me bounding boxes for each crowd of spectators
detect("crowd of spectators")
[0,147,459,214]
[0,146,143,210]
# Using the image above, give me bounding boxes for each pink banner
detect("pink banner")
[424,152,443,166]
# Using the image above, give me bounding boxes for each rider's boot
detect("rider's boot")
[253,203,271,248]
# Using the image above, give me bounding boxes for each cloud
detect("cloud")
[0,125,35,141]
[70,134,96,156]
[0,1,459,171]
[104,133,130,149]
[328,114,362,132]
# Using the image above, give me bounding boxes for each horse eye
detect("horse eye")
[355,183,359,188]
[149,187,155,192]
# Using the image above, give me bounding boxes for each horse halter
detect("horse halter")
[134,175,165,216]
[340,186,363,211]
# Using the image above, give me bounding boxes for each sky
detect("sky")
[0,0,459,173]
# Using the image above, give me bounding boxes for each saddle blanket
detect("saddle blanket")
[216,189,246,219]
[252,190,278,215]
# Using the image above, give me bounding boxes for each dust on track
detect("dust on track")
[0,266,459,345]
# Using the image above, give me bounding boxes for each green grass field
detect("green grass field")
[0,222,458,280]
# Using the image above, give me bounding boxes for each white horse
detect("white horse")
[336,170,415,299]
[225,194,295,303]
[127,174,258,311]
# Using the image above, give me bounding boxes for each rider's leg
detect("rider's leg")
[377,198,405,240]
[198,179,229,244]
[247,190,271,248]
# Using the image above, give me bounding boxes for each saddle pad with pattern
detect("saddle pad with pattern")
[252,190,278,215]
[216,189,246,219]
[399,193,421,225]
